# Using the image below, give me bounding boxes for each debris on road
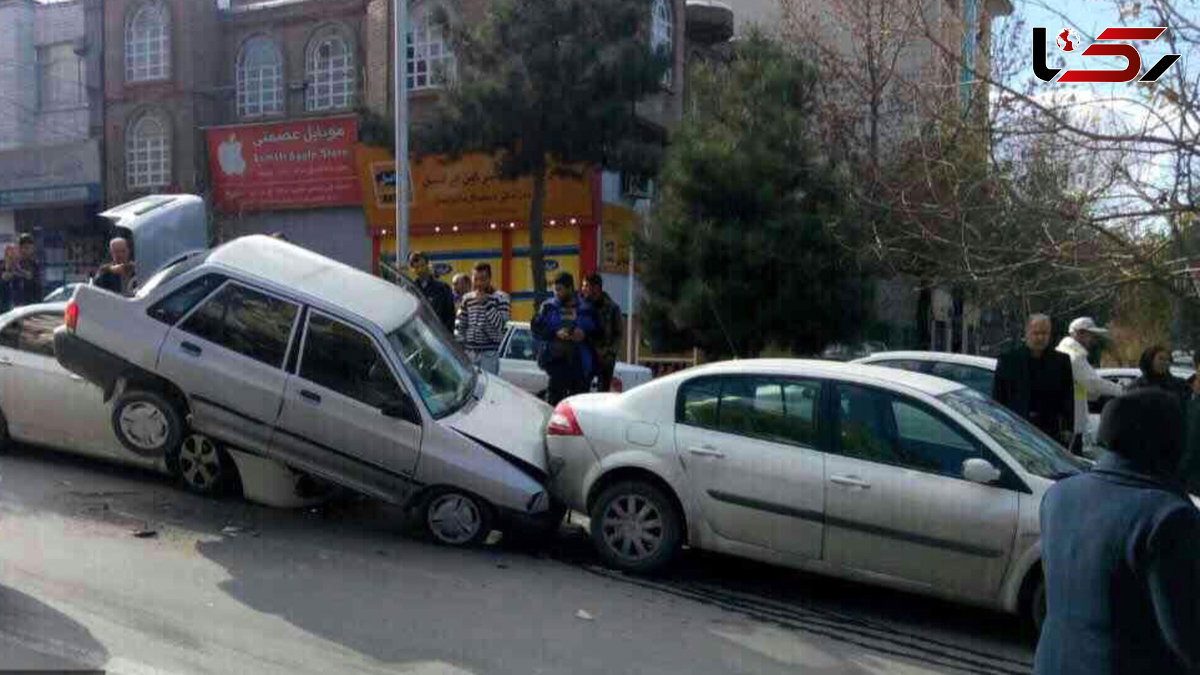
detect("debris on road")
[575,610,594,621]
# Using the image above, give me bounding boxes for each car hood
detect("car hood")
[448,372,553,472]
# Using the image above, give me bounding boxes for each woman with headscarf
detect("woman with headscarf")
[1131,344,1191,404]
[1034,388,1200,675]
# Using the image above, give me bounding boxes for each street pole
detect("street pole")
[393,0,409,276]
[627,244,635,364]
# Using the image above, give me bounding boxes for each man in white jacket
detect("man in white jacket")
[1057,317,1124,455]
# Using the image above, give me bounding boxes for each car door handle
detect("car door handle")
[300,390,321,404]
[830,475,871,489]
[688,445,725,458]
[181,342,202,357]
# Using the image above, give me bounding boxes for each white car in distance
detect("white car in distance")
[498,321,652,397]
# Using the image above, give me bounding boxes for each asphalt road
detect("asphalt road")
[0,443,1035,675]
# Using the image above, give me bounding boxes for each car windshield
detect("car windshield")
[939,387,1088,480]
[134,250,211,299]
[387,304,476,419]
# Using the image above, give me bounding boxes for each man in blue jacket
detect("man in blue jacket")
[532,272,596,405]
[1035,387,1200,675]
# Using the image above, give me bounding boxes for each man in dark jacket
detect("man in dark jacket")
[8,233,42,306]
[993,314,1075,445]
[408,251,455,333]
[582,273,622,392]
[1034,388,1200,675]
[532,272,596,405]
[93,237,136,295]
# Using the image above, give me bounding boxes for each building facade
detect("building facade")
[0,0,105,294]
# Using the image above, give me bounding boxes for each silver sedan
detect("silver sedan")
[0,303,325,507]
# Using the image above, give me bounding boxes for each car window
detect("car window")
[0,313,59,358]
[836,384,982,478]
[504,327,537,361]
[679,377,722,428]
[679,376,820,447]
[870,359,927,373]
[928,362,994,395]
[178,282,298,368]
[147,274,227,325]
[300,314,403,409]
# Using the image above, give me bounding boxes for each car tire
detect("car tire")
[0,406,10,454]
[1026,574,1047,637]
[112,389,185,458]
[420,488,493,547]
[589,481,683,575]
[167,432,241,497]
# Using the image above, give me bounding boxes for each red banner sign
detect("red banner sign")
[206,117,361,212]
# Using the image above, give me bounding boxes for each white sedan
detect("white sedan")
[498,322,652,396]
[0,303,328,507]
[545,359,1094,629]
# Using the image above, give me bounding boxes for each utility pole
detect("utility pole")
[393,0,409,273]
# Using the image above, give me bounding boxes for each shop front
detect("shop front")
[205,116,370,270]
[0,139,105,295]
[357,146,599,321]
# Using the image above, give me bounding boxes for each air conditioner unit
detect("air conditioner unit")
[621,172,652,199]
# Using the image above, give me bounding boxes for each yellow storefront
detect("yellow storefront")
[357,145,599,321]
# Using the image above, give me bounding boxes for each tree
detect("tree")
[415,0,670,301]
[635,32,873,358]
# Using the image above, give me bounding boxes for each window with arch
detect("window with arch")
[306,28,355,111]
[651,0,673,86]
[407,5,455,91]
[125,2,170,82]
[237,37,284,118]
[126,112,171,189]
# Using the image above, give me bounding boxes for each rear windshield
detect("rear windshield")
[134,250,212,299]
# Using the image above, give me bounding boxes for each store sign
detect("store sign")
[0,140,101,208]
[206,118,361,212]
[600,204,638,274]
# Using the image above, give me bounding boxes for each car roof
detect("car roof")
[684,359,966,396]
[853,351,998,371]
[1098,366,1195,379]
[206,235,418,329]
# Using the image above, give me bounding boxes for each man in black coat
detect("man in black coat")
[1035,388,1200,675]
[993,314,1075,445]
[92,237,136,295]
[407,251,455,333]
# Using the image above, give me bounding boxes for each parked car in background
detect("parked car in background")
[0,302,324,507]
[1089,366,1195,414]
[498,321,652,397]
[853,351,997,395]
[55,236,558,546]
[43,283,82,304]
[819,341,889,362]
[545,359,1100,631]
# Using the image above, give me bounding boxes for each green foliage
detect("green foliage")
[414,0,671,299]
[636,32,873,358]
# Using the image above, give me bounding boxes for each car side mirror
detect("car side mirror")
[381,392,421,424]
[962,458,1002,485]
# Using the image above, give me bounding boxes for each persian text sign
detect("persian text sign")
[206,118,361,212]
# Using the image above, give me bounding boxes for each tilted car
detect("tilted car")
[0,302,323,507]
[545,359,1119,631]
[54,235,558,546]
[498,321,653,397]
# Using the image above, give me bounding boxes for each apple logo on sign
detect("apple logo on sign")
[218,133,246,176]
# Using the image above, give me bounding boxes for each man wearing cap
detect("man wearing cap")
[1057,317,1124,455]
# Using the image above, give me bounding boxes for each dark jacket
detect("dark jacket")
[414,275,456,333]
[93,265,127,295]
[993,345,1074,440]
[1131,348,1192,405]
[1034,389,1200,675]
[7,259,41,307]
[531,294,597,382]
[590,291,623,358]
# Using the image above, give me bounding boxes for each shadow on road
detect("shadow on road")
[0,584,110,670]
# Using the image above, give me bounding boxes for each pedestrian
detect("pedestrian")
[92,237,137,296]
[1130,344,1191,404]
[455,262,510,374]
[992,314,1075,445]
[582,273,623,392]
[532,272,596,405]
[451,273,471,313]
[1033,387,1200,675]
[0,244,17,313]
[6,234,41,307]
[407,252,455,333]
[1057,317,1124,455]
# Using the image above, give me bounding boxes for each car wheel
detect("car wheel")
[1027,575,1047,636]
[589,481,682,574]
[168,432,240,496]
[421,489,492,547]
[112,389,184,458]
[0,406,10,453]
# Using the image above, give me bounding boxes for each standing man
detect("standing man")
[8,234,41,307]
[1057,317,1124,455]
[455,262,510,374]
[993,314,1075,445]
[582,273,623,392]
[408,252,455,333]
[92,238,137,295]
[451,273,471,314]
[532,272,596,405]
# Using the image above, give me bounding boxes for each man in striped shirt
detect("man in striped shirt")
[455,262,510,374]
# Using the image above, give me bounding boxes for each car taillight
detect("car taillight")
[611,376,624,392]
[64,300,79,332]
[547,401,583,436]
